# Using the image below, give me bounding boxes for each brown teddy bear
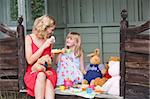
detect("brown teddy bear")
[109,56,120,61]
[90,77,107,86]
[90,57,119,87]
[83,48,107,85]
[31,54,52,75]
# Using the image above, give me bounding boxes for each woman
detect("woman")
[24,15,57,99]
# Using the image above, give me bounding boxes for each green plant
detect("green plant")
[10,0,18,21]
[31,0,45,20]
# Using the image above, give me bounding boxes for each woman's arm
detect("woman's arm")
[25,35,45,65]
[26,35,55,65]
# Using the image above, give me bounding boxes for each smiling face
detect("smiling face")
[66,36,76,48]
[65,32,81,48]
[33,15,56,39]
[65,32,82,57]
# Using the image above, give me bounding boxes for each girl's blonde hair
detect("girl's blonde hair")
[32,15,56,39]
[65,32,83,57]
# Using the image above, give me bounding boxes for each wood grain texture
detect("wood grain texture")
[120,9,150,98]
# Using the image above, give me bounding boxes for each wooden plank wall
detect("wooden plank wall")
[102,26,120,62]
[46,0,149,64]
[0,0,149,63]
[46,0,149,28]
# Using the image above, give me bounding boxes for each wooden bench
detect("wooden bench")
[0,16,124,99]
[0,16,26,92]
[120,9,150,99]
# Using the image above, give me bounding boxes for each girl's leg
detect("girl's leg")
[34,72,46,99]
[45,79,55,99]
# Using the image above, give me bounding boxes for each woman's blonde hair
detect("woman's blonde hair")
[65,32,83,57]
[32,15,56,39]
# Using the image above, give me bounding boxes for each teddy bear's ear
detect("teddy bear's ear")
[94,48,100,56]
[109,56,120,61]
[87,48,100,57]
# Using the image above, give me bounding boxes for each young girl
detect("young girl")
[24,15,57,99]
[56,32,86,86]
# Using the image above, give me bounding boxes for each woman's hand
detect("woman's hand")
[31,63,46,72]
[45,70,53,75]
[41,38,54,49]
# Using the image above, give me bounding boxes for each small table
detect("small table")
[55,88,123,99]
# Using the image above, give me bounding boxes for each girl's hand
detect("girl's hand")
[61,48,66,53]
[82,70,87,75]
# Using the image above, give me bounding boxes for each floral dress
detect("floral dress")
[57,52,83,86]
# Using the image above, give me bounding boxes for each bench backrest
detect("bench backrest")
[0,16,26,91]
[120,9,150,99]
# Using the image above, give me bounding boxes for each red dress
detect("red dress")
[24,36,57,97]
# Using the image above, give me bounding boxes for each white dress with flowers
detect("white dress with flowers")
[56,52,83,86]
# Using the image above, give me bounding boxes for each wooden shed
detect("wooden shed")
[0,0,149,99]
[0,9,149,99]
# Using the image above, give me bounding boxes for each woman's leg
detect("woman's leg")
[34,72,46,99]
[45,79,55,99]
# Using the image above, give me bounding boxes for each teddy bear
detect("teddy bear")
[31,54,52,75]
[83,48,106,85]
[101,56,120,95]
[103,62,112,79]
[90,77,107,87]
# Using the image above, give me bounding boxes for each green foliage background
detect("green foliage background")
[31,0,45,20]
[10,0,18,21]
[10,0,45,21]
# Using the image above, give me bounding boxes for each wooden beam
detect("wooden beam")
[120,9,128,97]
[126,21,150,35]
[0,24,16,37]
[17,16,27,91]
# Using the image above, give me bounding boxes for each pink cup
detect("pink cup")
[89,85,95,90]
[64,79,73,88]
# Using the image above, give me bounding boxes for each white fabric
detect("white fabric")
[102,61,120,96]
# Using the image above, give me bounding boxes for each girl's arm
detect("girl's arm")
[55,48,65,65]
[80,52,86,74]
[55,54,61,65]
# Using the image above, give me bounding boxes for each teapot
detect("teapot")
[64,78,73,88]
